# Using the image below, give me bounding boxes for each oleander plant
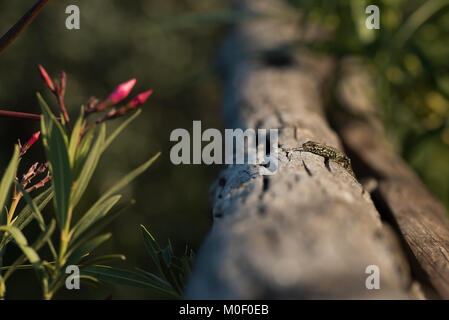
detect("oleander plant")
[0,65,164,299]
[0,0,199,300]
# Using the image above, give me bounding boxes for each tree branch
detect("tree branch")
[0,0,52,56]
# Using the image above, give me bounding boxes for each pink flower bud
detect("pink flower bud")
[38,65,55,92]
[20,131,41,156]
[128,90,153,109]
[27,131,40,147]
[108,79,136,104]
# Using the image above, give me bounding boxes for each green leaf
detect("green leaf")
[13,188,53,231]
[38,93,72,229]
[0,274,5,298]
[4,220,56,280]
[67,201,131,256]
[157,254,183,294]
[0,226,46,284]
[49,233,112,294]
[51,233,113,294]
[71,195,121,242]
[0,146,20,223]
[66,233,112,266]
[0,207,6,226]
[14,181,45,230]
[161,247,172,267]
[78,275,101,287]
[71,124,105,208]
[32,220,56,252]
[141,225,192,295]
[71,153,160,246]
[103,109,141,152]
[73,127,95,177]
[0,226,41,265]
[82,265,179,297]
[81,254,126,268]
[68,108,85,166]
[135,267,172,289]
[141,225,163,273]
[13,182,57,259]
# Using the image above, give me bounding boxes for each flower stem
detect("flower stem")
[0,0,52,56]
[0,110,41,121]
[0,280,5,300]
[0,110,61,122]
[57,83,71,130]
[6,194,21,226]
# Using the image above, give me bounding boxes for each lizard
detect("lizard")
[281,141,356,178]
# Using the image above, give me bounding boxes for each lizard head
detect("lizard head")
[303,141,319,148]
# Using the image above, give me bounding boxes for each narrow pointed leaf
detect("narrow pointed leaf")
[135,267,173,289]
[66,233,112,266]
[38,93,72,229]
[4,220,55,280]
[68,108,85,166]
[0,274,5,299]
[81,254,126,268]
[13,188,53,231]
[82,265,179,297]
[73,127,95,177]
[71,124,105,207]
[67,202,131,255]
[0,226,46,284]
[0,146,20,222]
[141,225,163,274]
[78,275,101,287]
[71,195,121,242]
[14,181,45,230]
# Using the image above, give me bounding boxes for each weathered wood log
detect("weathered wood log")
[335,58,449,299]
[186,0,418,299]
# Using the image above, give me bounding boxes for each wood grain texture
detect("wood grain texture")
[336,58,449,299]
[339,120,449,299]
[186,0,413,299]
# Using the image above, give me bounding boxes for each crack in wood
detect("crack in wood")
[302,160,312,176]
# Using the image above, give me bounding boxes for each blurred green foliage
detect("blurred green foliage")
[290,0,449,210]
[0,0,230,299]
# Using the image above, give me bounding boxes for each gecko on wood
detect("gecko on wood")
[282,141,356,177]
